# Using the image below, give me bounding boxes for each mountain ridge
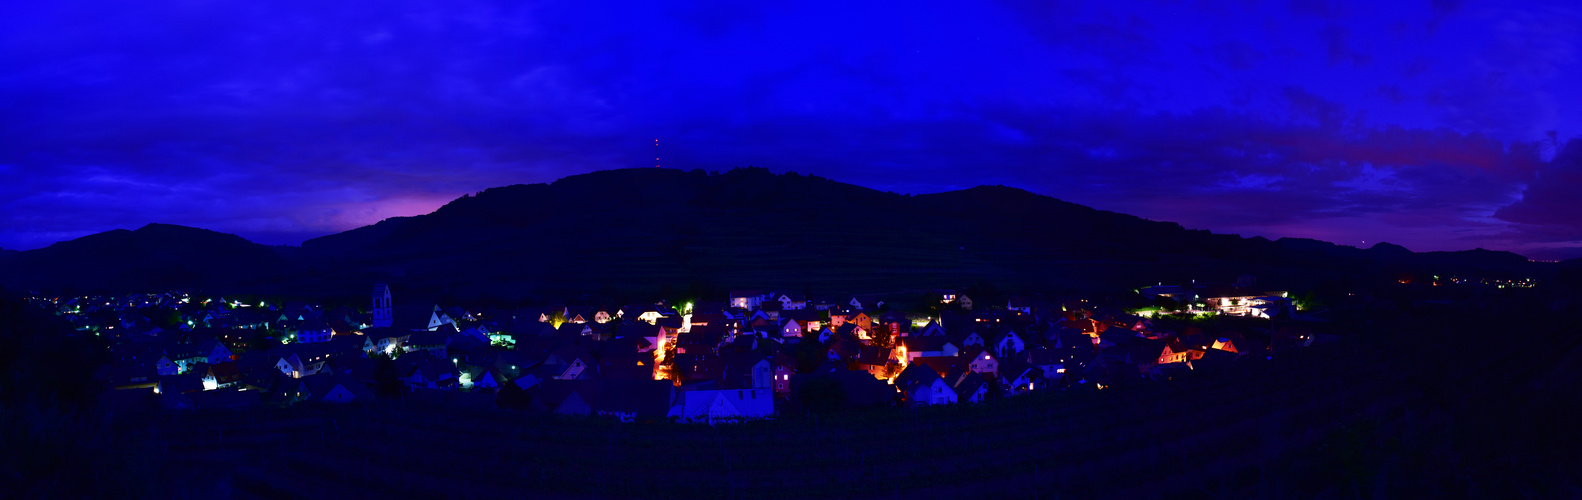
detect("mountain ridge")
[0,223,287,293]
[0,168,1554,298]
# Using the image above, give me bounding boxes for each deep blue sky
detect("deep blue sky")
[3,1,1581,258]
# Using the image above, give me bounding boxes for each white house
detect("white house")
[670,389,774,424]
[954,373,990,404]
[272,345,333,379]
[361,328,411,354]
[299,373,367,403]
[848,296,884,311]
[155,355,180,376]
[776,294,808,310]
[296,321,333,344]
[274,352,327,379]
[729,290,768,310]
[1000,363,1043,395]
[781,319,803,338]
[895,364,957,406]
[960,331,985,348]
[197,339,233,364]
[994,330,1025,358]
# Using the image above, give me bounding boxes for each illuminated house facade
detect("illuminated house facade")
[295,321,333,343]
[1141,281,1288,318]
[966,349,998,377]
[729,290,767,310]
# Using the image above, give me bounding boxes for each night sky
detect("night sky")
[4,1,1580,259]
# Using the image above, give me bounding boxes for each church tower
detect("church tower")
[372,283,393,328]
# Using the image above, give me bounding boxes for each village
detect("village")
[43,280,1315,424]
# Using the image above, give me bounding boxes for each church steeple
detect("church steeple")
[372,283,393,328]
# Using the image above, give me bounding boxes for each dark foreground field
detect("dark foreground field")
[5,298,1581,499]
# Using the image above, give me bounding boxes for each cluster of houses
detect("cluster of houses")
[1137,276,1294,318]
[43,283,1314,423]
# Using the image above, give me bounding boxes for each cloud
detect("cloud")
[644,94,1547,253]
[1422,4,1581,141]
[1210,41,1267,70]
[1494,140,1582,239]
[1320,25,1369,66]
[1377,84,1407,103]
[2,0,1580,261]
[1428,0,1466,32]
[1290,0,1346,19]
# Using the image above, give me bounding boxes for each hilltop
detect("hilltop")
[0,223,287,293]
[0,168,1554,298]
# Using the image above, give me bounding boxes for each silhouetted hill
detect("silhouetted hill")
[1,168,1559,299]
[289,168,1555,299]
[0,248,17,270]
[0,223,287,293]
[1365,242,1414,262]
[1555,258,1582,290]
[1415,248,1535,274]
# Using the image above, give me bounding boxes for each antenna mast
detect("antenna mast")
[655,139,660,168]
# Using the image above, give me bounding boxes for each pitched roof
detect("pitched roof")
[716,352,768,389]
[954,372,987,399]
[531,379,595,414]
[206,361,242,383]
[912,356,966,378]
[855,346,895,367]
[557,322,591,336]
[900,336,955,352]
[998,358,1039,383]
[1098,327,1139,348]
[1192,348,1238,369]
[828,339,862,359]
[894,362,942,392]
[392,305,440,331]
[677,388,774,421]
[1128,338,1168,364]
[835,323,861,337]
[962,347,995,362]
[299,372,362,401]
